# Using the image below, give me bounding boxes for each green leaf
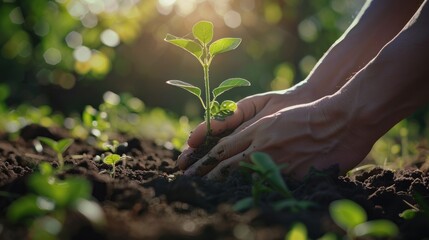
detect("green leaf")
[285,222,307,240]
[329,199,367,230]
[209,38,242,56]
[28,174,91,208]
[212,78,250,98]
[211,100,237,120]
[232,197,254,212]
[38,137,57,150]
[353,220,398,238]
[56,138,74,154]
[7,195,46,223]
[164,34,203,59]
[167,80,202,99]
[192,21,213,44]
[103,154,122,165]
[399,209,418,220]
[250,152,290,196]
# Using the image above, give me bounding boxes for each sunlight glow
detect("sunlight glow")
[43,48,62,65]
[73,46,92,62]
[100,29,120,47]
[224,10,241,28]
[65,31,83,48]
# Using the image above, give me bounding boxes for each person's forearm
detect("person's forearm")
[336,1,429,140]
[293,0,423,100]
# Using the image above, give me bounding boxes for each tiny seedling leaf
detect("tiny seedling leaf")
[353,220,398,238]
[7,195,46,223]
[209,38,242,56]
[192,21,213,44]
[56,138,74,153]
[167,80,202,99]
[103,154,122,165]
[38,137,57,150]
[212,78,250,98]
[285,222,307,240]
[329,199,367,230]
[212,100,237,120]
[165,34,203,59]
[399,209,418,220]
[250,152,290,195]
[232,197,254,212]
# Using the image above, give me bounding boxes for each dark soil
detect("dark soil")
[1,124,429,240]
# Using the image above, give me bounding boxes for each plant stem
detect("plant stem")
[57,153,64,170]
[203,64,211,135]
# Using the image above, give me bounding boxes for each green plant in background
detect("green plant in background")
[233,152,314,212]
[38,137,74,170]
[165,20,250,136]
[102,154,123,178]
[329,199,398,239]
[7,163,105,240]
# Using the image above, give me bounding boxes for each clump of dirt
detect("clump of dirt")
[0,125,428,239]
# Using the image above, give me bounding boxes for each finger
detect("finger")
[204,148,254,181]
[184,131,253,176]
[177,147,195,170]
[187,107,245,148]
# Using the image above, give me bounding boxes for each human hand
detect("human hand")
[181,97,376,180]
[178,89,310,170]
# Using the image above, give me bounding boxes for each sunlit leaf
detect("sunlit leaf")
[353,220,398,238]
[56,138,74,153]
[38,137,57,150]
[7,195,46,223]
[165,34,203,59]
[167,80,202,99]
[212,78,250,98]
[399,209,418,220]
[192,21,213,44]
[209,38,241,56]
[285,222,307,240]
[329,199,367,230]
[103,154,122,165]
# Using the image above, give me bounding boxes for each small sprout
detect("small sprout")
[233,152,314,212]
[6,163,105,236]
[103,154,122,177]
[329,199,398,239]
[38,137,74,170]
[399,209,418,220]
[165,21,250,136]
[285,222,307,240]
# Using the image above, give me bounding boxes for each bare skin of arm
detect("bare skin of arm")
[181,0,429,180]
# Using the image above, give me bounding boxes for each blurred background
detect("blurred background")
[2,0,429,166]
[1,0,365,117]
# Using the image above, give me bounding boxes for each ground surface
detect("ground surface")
[0,124,429,240]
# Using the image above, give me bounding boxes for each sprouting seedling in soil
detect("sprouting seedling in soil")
[329,199,398,239]
[233,152,314,212]
[7,162,105,237]
[102,154,122,177]
[165,20,250,136]
[38,137,74,170]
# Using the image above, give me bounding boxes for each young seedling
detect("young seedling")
[38,137,74,170]
[7,162,105,238]
[102,154,122,177]
[233,152,314,212]
[329,199,398,239]
[165,20,250,137]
